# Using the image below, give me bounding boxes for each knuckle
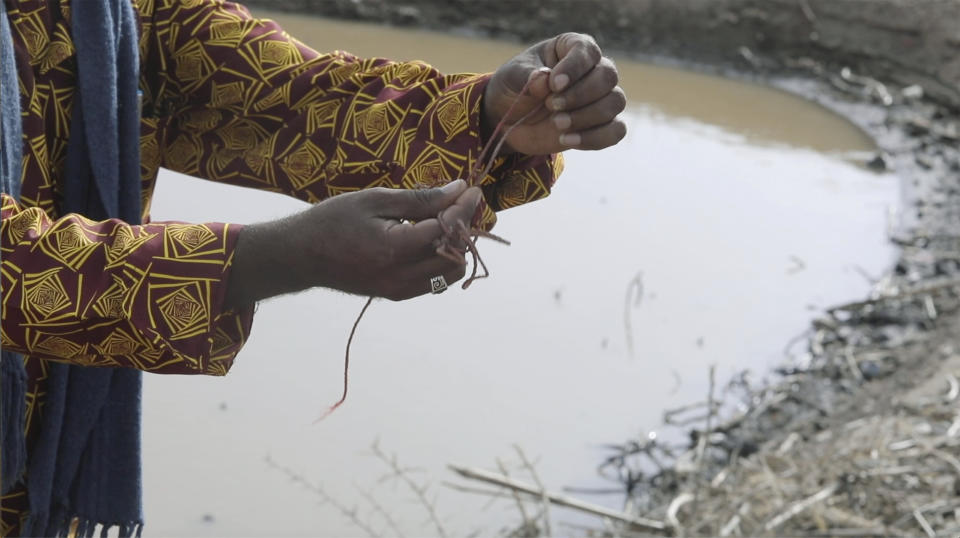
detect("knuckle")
[411,186,436,207]
[558,32,580,47]
[600,62,619,88]
[560,32,600,63]
[365,187,393,207]
[582,36,602,63]
[608,88,627,115]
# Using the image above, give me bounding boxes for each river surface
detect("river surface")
[142,11,897,537]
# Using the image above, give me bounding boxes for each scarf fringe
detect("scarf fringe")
[25,510,143,538]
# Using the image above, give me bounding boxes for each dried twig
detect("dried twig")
[912,508,936,538]
[827,275,960,314]
[923,295,938,319]
[447,463,669,533]
[799,0,817,23]
[496,458,530,525]
[718,513,740,537]
[763,481,839,532]
[801,529,889,537]
[844,345,865,383]
[692,364,717,517]
[372,441,448,538]
[945,373,959,402]
[930,448,960,479]
[513,445,552,537]
[663,402,708,424]
[265,455,380,537]
[666,492,695,536]
[624,271,644,357]
[356,486,406,538]
[441,480,511,499]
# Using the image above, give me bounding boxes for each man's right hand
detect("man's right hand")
[224,180,481,308]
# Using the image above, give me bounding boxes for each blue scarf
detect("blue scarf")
[0,0,27,499]
[1,1,144,535]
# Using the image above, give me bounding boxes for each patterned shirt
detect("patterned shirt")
[0,0,561,533]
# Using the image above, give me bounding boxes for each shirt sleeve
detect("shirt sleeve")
[0,194,253,375]
[138,0,564,229]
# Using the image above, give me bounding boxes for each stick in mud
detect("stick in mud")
[624,270,644,357]
[447,463,670,534]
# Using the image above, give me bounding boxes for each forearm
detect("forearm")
[0,194,253,374]
[141,0,562,229]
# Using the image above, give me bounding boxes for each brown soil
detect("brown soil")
[245,0,960,535]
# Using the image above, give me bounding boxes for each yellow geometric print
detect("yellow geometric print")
[20,268,74,322]
[152,281,209,341]
[279,139,327,191]
[163,224,218,257]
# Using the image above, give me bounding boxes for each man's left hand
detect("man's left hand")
[483,32,627,156]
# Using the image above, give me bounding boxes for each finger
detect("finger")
[548,57,620,113]
[386,186,481,260]
[551,87,626,132]
[386,219,443,261]
[372,179,467,221]
[387,217,470,261]
[490,67,553,125]
[524,66,554,101]
[438,186,483,234]
[559,117,628,151]
[548,33,602,93]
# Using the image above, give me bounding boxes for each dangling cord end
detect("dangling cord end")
[315,296,374,422]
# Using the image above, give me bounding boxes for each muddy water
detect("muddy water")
[142,12,895,537]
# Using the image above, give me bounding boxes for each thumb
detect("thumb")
[377,180,468,220]
[524,66,553,101]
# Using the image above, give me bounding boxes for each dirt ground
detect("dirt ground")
[246,0,960,535]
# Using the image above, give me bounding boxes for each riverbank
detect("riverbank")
[243,1,960,535]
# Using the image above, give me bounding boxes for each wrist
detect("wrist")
[224,218,311,309]
[481,79,518,156]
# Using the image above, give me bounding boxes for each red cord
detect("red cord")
[315,296,373,422]
[317,69,550,421]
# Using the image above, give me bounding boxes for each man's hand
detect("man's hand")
[224,180,482,308]
[483,32,627,156]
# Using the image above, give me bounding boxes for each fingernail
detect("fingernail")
[550,96,566,111]
[466,186,482,202]
[553,113,571,130]
[462,186,483,208]
[553,73,570,91]
[560,133,581,147]
[441,179,466,193]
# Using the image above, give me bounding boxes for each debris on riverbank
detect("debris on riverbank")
[601,303,960,536]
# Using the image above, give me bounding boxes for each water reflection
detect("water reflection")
[141,12,896,537]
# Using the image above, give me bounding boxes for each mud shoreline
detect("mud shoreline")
[244,1,960,534]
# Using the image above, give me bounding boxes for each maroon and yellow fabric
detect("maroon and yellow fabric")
[0,0,562,533]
